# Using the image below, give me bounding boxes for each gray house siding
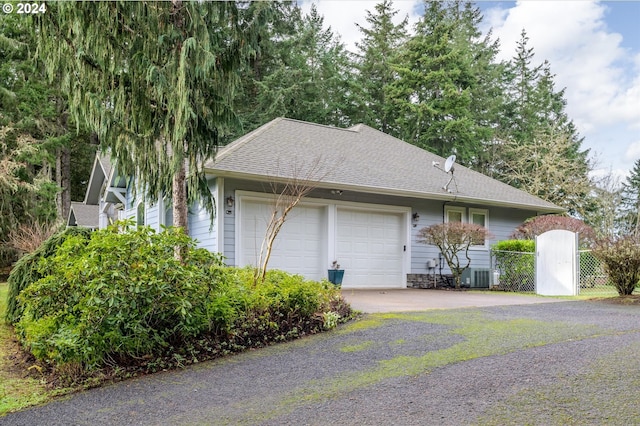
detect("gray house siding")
[189,204,215,252]
[123,180,220,253]
[219,177,537,274]
[410,203,533,275]
[121,175,536,280]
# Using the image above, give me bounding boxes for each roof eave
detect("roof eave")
[206,169,564,213]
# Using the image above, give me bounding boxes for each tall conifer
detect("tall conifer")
[35,1,272,233]
[353,0,408,134]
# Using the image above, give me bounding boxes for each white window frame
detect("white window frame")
[468,208,489,250]
[444,205,466,223]
[136,201,145,226]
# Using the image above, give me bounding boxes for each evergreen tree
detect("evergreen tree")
[497,127,592,216]
[495,30,593,217]
[0,13,94,259]
[388,1,501,164]
[452,2,505,172]
[35,1,273,233]
[620,160,640,235]
[228,3,355,141]
[352,0,408,134]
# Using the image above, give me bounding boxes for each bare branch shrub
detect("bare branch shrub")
[255,156,334,284]
[7,221,62,255]
[417,222,491,289]
[592,234,640,296]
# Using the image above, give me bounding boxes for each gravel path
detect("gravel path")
[2,300,640,426]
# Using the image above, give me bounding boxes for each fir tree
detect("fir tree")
[496,30,593,217]
[353,0,408,134]
[388,1,501,164]
[620,160,640,235]
[35,1,273,233]
[0,13,94,257]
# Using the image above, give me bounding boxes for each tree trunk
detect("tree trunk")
[55,146,71,222]
[59,145,71,221]
[172,160,189,235]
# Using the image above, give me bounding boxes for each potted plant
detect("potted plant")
[328,260,345,286]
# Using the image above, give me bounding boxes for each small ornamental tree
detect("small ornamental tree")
[592,235,640,296]
[510,215,596,248]
[417,222,491,289]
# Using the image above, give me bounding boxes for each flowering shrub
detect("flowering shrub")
[510,215,596,248]
[417,222,491,288]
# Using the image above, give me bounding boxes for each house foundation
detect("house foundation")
[407,273,455,289]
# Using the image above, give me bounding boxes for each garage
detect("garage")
[336,208,405,289]
[238,198,326,281]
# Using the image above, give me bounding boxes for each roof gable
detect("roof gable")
[68,202,99,228]
[84,153,127,205]
[208,118,563,213]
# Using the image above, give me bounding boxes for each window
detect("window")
[444,206,466,223]
[164,205,173,227]
[469,208,489,248]
[136,202,145,226]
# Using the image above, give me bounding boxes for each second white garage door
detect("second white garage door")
[336,208,405,288]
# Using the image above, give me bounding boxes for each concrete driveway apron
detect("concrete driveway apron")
[341,288,566,313]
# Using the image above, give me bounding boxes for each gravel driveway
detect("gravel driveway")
[2,300,639,425]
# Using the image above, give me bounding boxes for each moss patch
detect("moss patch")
[0,282,67,416]
[339,341,374,353]
[219,309,606,424]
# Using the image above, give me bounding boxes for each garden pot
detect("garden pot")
[328,269,345,286]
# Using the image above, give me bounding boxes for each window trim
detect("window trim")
[444,205,466,223]
[468,208,489,250]
[136,201,145,227]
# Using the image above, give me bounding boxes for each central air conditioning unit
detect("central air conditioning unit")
[461,268,491,288]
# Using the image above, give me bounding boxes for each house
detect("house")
[73,117,564,289]
[68,154,127,229]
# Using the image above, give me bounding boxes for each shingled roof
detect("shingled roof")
[68,202,99,228]
[207,118,563,213]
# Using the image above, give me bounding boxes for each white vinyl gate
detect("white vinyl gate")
[535,230,579,296]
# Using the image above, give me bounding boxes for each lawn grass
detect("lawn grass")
[0,282,70,417]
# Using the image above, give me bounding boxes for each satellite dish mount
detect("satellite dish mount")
[443,155,458,193]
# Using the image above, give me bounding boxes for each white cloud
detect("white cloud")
[300,0,421,52]
[487,1,638,128]
[481,0,640,176]
[626,141,640,162]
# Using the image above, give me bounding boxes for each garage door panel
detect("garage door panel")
[240,199,325,280]
[337,208,404,289]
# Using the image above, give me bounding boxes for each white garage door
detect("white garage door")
[336,208,405,288]
[239,198,325,280]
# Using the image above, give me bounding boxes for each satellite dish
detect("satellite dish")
[444,155,456,173]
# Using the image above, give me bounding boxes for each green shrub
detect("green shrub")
[5,226,92,323]
[210,267,344,346]
[492,239,535,253]
[592,235,640,296]
[16,223,225,369]
[491,240,535,291]
[14,223,351,376]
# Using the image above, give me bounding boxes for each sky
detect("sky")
[300,0,640,183]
